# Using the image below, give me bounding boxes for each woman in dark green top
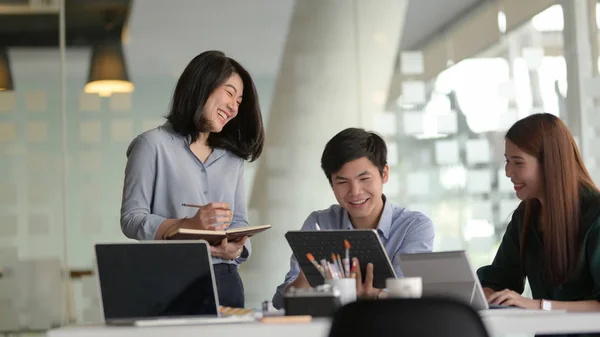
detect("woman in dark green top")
[477,113,600,312]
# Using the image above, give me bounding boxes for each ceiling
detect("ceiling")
[399,0,486,50]
[0,0,130,46]
[123,0,295,78]
[2,0,492,81]
[1,0,295,79]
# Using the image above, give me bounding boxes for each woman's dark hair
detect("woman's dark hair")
[321,128,387,184]
[506,113,598,285]
[166,50,264,161]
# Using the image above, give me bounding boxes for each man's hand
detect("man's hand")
[353,257,384,299]
[210,236,247,260]
[286,269,311,290]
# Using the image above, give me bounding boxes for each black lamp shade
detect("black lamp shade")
[85,40,133,96]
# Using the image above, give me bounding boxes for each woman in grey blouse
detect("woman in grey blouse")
[120,50,265,308]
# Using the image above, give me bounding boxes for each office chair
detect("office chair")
[329,297,490,337]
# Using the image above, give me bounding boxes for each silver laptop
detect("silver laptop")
[397,250,495,311]
[94,241,254,326]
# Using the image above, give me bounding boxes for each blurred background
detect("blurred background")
[0,0,599,333]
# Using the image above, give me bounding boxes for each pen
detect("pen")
[349,259,357,279]
[344,240,351,278]
[332,253,343,278]
[320,259,331,280]
[306,253,326,278]
[182,203,231,227]
[327,261,339,279]
[182,203,202,208]
[182,203,230,210]
[336,253,344,278]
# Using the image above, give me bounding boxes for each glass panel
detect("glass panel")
[0,1,68,331]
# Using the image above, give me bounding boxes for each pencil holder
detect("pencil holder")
[326,278,356,305]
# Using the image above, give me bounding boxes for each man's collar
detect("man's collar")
[342,195,393,239]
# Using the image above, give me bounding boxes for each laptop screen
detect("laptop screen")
[95,242,219,321]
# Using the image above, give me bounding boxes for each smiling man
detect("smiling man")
[271,128,435,309]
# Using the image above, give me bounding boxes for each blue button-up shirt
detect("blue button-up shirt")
[120,122,251,266]
[271,198,434,309]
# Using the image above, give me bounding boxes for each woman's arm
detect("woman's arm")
[539,217,600,311]
[487,288,600,311]
[121,135,180,240]
[549,300,600,312]
[231,161,251,263]
[477,213,526,294]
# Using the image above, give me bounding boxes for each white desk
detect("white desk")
[48,311,600,337]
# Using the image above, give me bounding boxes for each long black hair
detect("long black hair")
[166,50,264,162]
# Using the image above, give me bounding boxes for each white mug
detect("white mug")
[326,278,357,305]
[386,277,422,298]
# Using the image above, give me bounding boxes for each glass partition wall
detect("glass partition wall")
[0,1,69,332]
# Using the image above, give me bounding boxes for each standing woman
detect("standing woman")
[477,113,600,313]
[120,50,265,308]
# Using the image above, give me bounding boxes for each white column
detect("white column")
[561,0,598,162]
[240,0,407,308]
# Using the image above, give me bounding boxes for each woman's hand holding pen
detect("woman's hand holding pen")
[182,202,232,231]
[210,236,248,260]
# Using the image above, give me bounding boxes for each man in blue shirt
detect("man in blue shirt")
[272,128,435,309]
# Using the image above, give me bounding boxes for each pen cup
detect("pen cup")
[386,277,422,298]
[326,278,356,306]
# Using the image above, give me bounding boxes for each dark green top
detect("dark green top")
[477,190,600,302]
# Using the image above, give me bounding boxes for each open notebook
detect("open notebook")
[164,225,271,245]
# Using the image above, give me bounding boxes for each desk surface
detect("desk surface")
[48,311,600,337]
